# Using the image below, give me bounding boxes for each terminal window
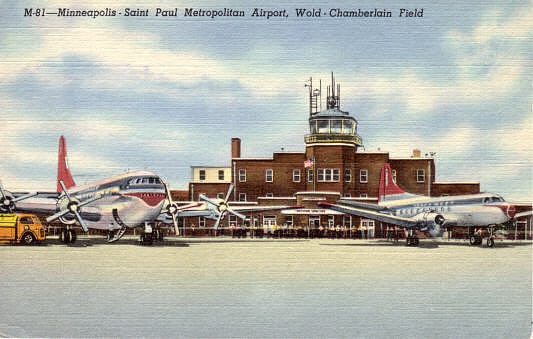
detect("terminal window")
[343,215,351,227]
[199,169,206,181]
[218,170,224,181]
[293,169,301,182]
[239,193,247,202]
[360,169,368,183]
[265,169,273,182]
[416,169,425,183]
[307,169,314,182]
[239,169,246,182]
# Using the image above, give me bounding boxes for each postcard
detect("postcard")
[0,1,531,338]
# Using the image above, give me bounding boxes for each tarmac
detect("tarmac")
[0,236,531,338]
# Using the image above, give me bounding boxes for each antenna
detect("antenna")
[326,72,340,110]
[319,79,322,111]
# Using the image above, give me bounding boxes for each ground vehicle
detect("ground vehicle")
[0,213,46,245]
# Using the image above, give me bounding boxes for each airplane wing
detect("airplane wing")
[515,210,533,219]
[318,202,417,228]
[335,199,382,211]
[230,205,302,213]
[157,209,216,222]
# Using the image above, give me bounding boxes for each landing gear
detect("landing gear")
[139,222,154,246]
[469,235,482,246]
[153,227,164,242]
[140,232,153,246]
[107,231,115,242]
[406,234,419,247]
[60,229,77,244]
[487,226,495,248]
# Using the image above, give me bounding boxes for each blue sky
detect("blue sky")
[0,0,531,201]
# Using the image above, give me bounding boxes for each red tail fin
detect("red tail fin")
[378,163,416,203]
[57,136,75,193]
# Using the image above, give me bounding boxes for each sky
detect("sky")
[0,0,531,201]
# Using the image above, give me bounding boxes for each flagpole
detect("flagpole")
[312,157,316,192]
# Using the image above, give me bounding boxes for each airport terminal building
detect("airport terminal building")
[175,75,529,239]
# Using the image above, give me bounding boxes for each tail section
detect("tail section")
[378,163,419,203]
[57,136,75,193]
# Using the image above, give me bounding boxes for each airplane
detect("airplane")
[0,136,299,245]
[319,163,531,247]
[0,136,200,244]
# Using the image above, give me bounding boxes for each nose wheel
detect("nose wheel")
[406,235,419,246]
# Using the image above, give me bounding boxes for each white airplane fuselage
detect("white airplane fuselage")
[381,193,515,227]
[16,170,167,231]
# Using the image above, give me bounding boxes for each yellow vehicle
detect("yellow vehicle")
[0,213,46,245]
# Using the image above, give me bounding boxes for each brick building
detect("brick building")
[182,75,483,237]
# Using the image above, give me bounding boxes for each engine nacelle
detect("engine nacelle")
[414,212,445,237]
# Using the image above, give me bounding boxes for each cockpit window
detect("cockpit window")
[129,177,162,185]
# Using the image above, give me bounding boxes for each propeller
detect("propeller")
[162,183,202,236]
[0,180,37,213]
[164,183,180,235]
[46,180,99,232]
[199,184,246,229]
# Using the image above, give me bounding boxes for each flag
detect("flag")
[304,158,314,168]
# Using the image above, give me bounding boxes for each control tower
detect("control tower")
[304,73,363,192]
[305,73,363,148]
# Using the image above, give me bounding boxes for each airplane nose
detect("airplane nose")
[507,204,516,219]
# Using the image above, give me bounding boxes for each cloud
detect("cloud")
[342,6,531,116]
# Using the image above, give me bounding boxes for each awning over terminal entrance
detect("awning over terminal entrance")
[281,208,344,215]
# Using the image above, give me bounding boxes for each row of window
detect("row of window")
[206,192,368,202]
[195,215,375,228]
[236,168,425,183]
[199,168,426,184]
[198,169,225,181]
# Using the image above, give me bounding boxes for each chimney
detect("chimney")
[412,149,421,158]
[231,138,241,158]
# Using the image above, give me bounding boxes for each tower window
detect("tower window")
[307,169,314,183]
[360,169,368,183]
[265,169,273,182]
[199,169,206,181]
[218,170,224,181]
[392,169,397,183]
[317,169,340,182]
[331,120,342,133]
[239,169,246,182]
[345,169,351,182]
[416,169,425,183]
[343,120,354,135]
[317,120,329,133]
